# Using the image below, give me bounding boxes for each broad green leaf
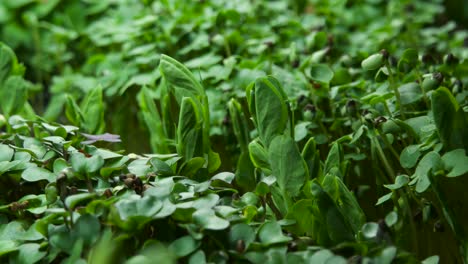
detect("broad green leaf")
[308,249,334,263]
[228,98,250,151]
[248,139,271,174]
[75,214,100,245]
[400,145,421,169]
[0,76,28,116]
[285,199,314,236]
[192,208,229,230]
[65,96,84,127]
[269,134,308,197]
[422,256,440,264]
[12,243,46,264]
[397,48,419,72]
[323,143,343,175]
[361,53,384,70]
[375,246,397,264]
[235,152,256,191]
[385,211,398,227]
[294,121,310,142]
[379,201,398,219]
[398,83,423,105]
[138,87,168,153]
[159,55,204,104]
[188,250,206,264]
[22,167,56,182]
[310,182,354,245]
[0,42,15,84]
[179,157,205,178]
[309,64,334,84]
[229,223,255,250]
[20,194,47,214]
[168,236,200,258]
[258,221,292,246]
[211,172,235,184]
[65,193,98,210]
[150,158,173,176]
[251,76,289,147]
[71,152,104,174]
[0,240,18,257]
[177,97,203,161]
[81,86,105,134]
[207,150,221,173]
[361,222,379,239]
[442,149,468,177]
[413,152,443,193]
[301,137,321,179]
[0,144,14,162]
[321,174,365,233]
[115,195,163,221]
[431,87,468,150]
[384,175,409,190]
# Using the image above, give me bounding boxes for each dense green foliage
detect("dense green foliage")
[0,0,467,263]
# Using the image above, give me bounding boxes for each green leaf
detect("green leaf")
[321,174,365,233]
[0,144,14,162]
[65,193,98,210]
[188,250,206,264]
[323,143,343,175]
[431,87,468,150]
[310,182,355,244]
[168,236,200,258]
[71,152,104,174]
[159,55,204,104]
[251,76,289,147]
[138,87,168,153]
[258,221,292,246]
[229,223,255,250]
[75,214,100,245]
[150,158,174,176]
[235,152,256,191]
[192,208,229,230]
[442,149,468,177]
[269,134,308,197]
[301,137,321,180]
[248,139,271,174]
[375,246,397,264]
[400,145,421,169]
[21,167,56,182]
[398,83,423,105]
[285,199,314,236]
[361,222,379,239]
[384,175,409,190]
[0,76,28,115]
[294,122,310,142]
[179,157,205,178]
[0,42,16,84]
[422,256,440,264]
[361,53,384,71]
[81,85,105,134]
[12,243,46,264]
[0,240,18,257]
[385,211,398,227]
[413,152,443,193]
[211,172,235,184]
[177,97,203,161]
[228,98,250,151]
[397,48,419,72]
[309,64,334,84]
[115,195,163,221]
[308,249,335,263]
[65,95,84,127]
